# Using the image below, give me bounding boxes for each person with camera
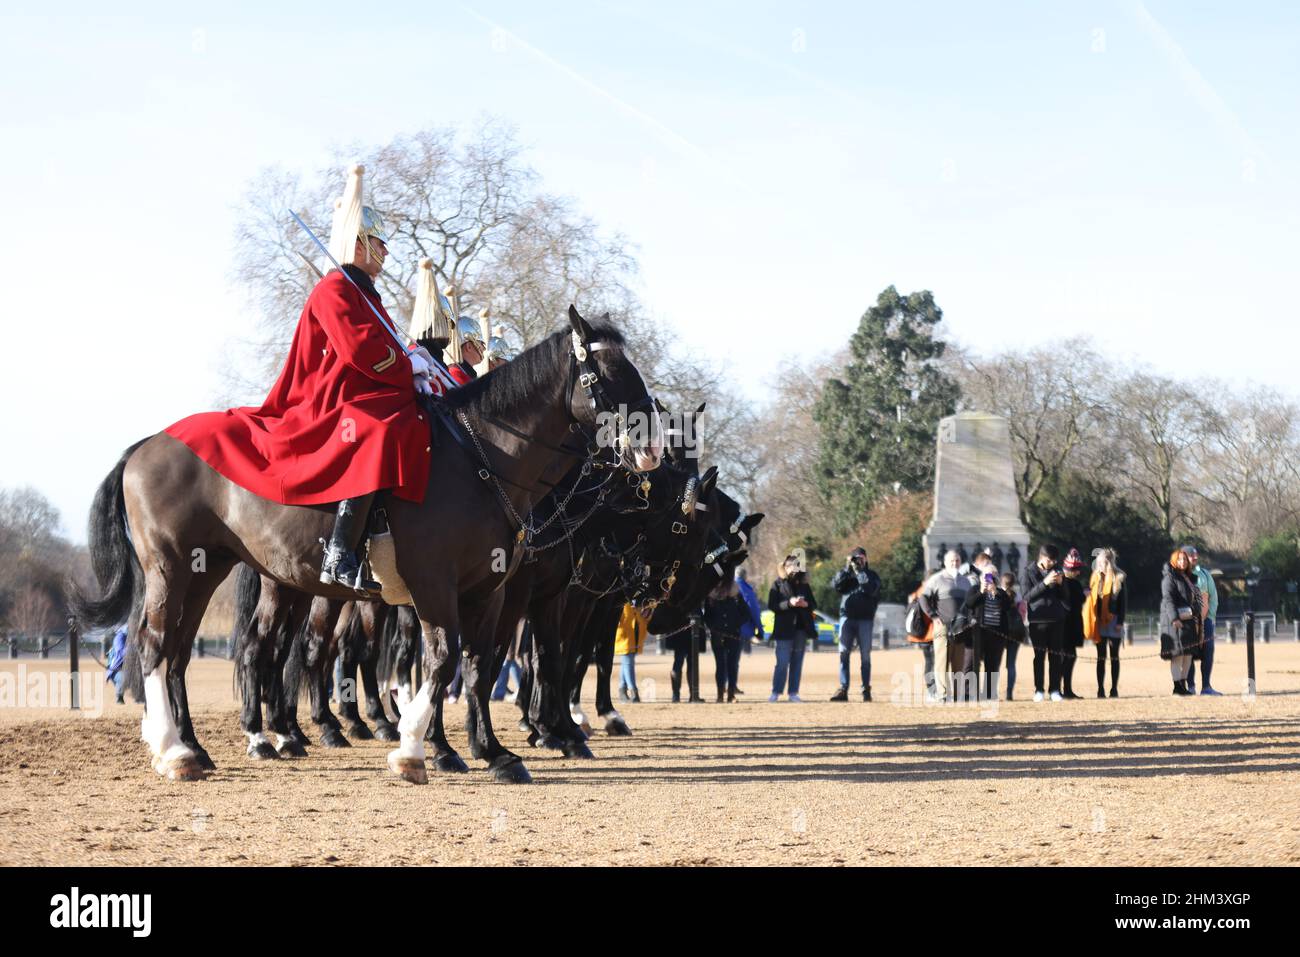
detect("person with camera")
[1059,548,1088,699]
[1021,544,1069,702]
[1161,549,1203,695]
[768,553,817,702]
[961,570,1015,701]
[922,550,972,702]
[829,547,882,702]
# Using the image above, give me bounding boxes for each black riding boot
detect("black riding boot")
[320,495,380,595]
[670,670,682,703]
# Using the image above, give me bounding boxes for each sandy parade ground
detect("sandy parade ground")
[1,639,1298,867]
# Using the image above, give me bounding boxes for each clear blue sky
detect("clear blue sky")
[2,1,1297,540]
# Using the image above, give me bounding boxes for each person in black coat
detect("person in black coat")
[1160,550,1204,695]
[829,546,882,701]
[1020,543,1069,701]
[703,579,749,703]
[768,554,817,702]
[1059,548,1088,699]
[963,572,1015,701]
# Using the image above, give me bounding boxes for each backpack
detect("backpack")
[905,597,930,639]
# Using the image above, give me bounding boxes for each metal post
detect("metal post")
[7,637,16,659]
[67,618,80,711]
[1123,623,1133,646]
[39,637,48,659]
[881,627,890,650]
[196,637,206,658]
[1245,612,1256,696]
[1262,621,1272,643]
[1227,621,1237,644]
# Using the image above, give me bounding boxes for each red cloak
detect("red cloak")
[166,268,431,505]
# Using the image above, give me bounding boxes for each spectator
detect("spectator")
[1161,549,1203,695]
[1084,547,1127,698]
[734,567,766,693]
[105,624,128,705]
[922,550,972,702]
[768,553,816,702]
[1060,548,1088,699]
[962,570,1014,701]
[1021,544,1068,702]
[614,605,647,703]
[491,619,526,702]
[906,577,938,701]
[1182,546,1221,695]
[666,623,693,704]
[830,546,882,702]
[704,579,748,702]
[1002,572,1027,700]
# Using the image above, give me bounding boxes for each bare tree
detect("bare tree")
[1109,372,1205,539]
[7,584,56,638]
[1184,387,1300,552]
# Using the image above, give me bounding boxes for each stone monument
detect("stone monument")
[922,412,1030,575]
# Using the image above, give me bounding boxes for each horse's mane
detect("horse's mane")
[444,321,626,418]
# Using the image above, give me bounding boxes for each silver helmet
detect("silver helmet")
[456,316,485,346]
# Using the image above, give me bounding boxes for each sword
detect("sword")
[289,210,457,392]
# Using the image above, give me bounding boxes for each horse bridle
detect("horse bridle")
[568,331,660,473]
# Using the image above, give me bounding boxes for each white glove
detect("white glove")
[409,351,432,378]
[414,376,433,397]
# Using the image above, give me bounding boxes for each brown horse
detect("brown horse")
[72,307,662,783]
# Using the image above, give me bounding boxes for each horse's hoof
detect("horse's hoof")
[387,750,427,784]
[432,752,470,774]
[290,728,312,748]
[161,756,208,782]
[276,738,309,758]
[517,718,533,733]
[603,715,633,736]
[247,741,280,760]
[562,739,595,760]
[320,728,351,749]
[345,722,375,741]
[193,749,219,770]
[488,756,533,784]
[372,721,399,742]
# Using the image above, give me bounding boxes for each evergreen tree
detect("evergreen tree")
[813,286,958,531]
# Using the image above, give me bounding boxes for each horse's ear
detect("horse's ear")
[699,465,719,495]
[740,512,765,534]
[568,305,593,342]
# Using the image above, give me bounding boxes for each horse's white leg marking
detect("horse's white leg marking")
[246,731,271,749]
[395,679,434,760]
[570,702,588,725]
[142,662,192,768]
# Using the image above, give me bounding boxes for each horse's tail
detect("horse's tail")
[281,613,312,705]
[230,563,262,702]
[376,604,402,690]
[68,438,150,630]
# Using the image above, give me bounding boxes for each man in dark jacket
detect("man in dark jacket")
[829,547,881,702]
[1020,544,1068,702]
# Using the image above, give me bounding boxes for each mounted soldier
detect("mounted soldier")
[165,164,435,594]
